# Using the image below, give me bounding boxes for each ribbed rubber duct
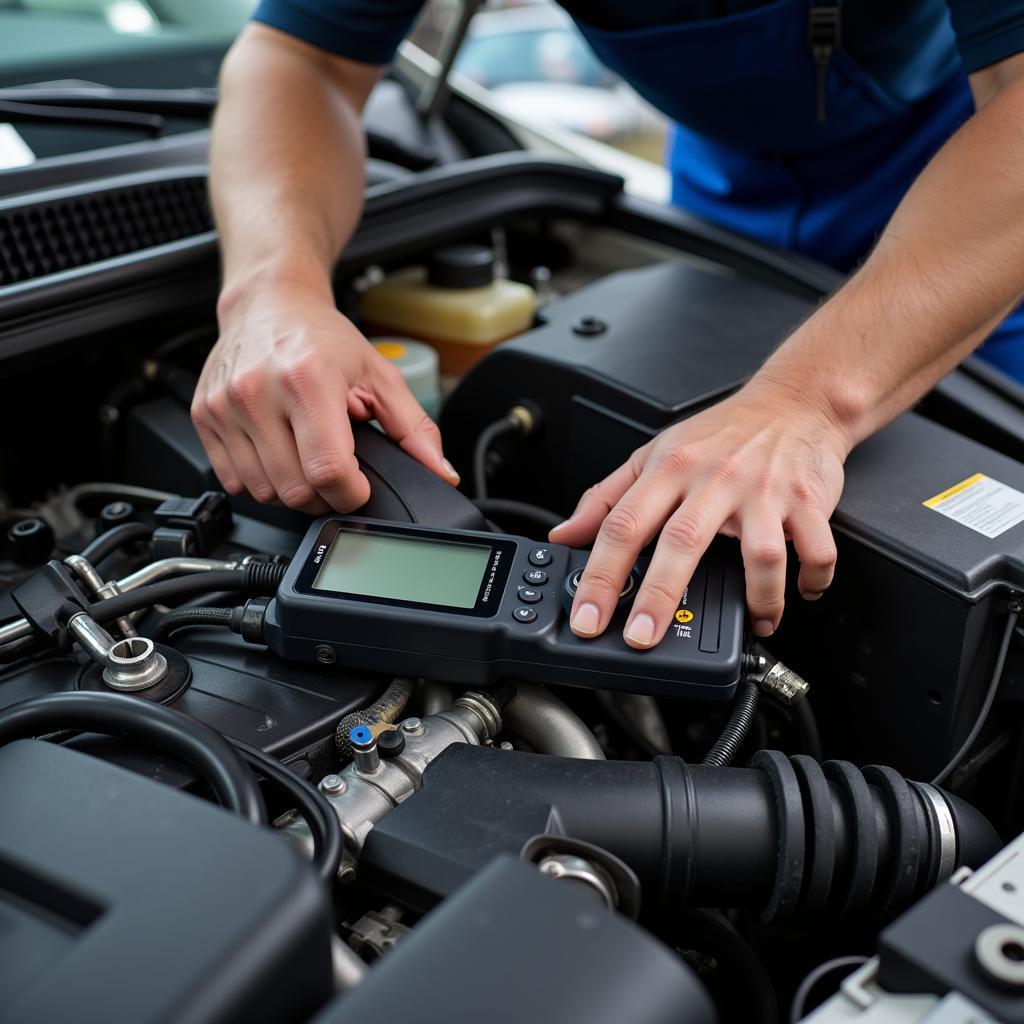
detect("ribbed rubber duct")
[370,745,1001,923]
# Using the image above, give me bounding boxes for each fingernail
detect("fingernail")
[441,458,460,483]
[625,612,655,647]
[571,602,600,636]
[801,590,824,602]
[753,620,775,637]
[550,515,576,534]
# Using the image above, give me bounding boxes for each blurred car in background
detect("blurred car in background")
[453,4,662,144]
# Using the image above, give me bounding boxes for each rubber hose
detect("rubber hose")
[472,498,563,533]
[0,691,265,825]
[702,681,759,767]
[231,737,344,886]
[153,606,234,643]
[336,678,414,758]
[79,521,154,566]
[89,562,286,624]
[394,745,1001,923]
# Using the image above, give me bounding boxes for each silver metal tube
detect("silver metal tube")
[0,618,32,645]
[0,557,239,647]
[67,612,116,667]
[65,554,137,638]
[117,557,238,592]
[502,683,605,760]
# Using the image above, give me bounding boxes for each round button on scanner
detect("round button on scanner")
[513,606,538,624]
[529,547,553,567]
[523,568,548,586]
[517,586,543,604]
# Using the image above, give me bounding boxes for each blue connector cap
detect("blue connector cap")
[349,725,373,749]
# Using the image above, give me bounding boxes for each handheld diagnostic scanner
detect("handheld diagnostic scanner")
[265,517,745,700]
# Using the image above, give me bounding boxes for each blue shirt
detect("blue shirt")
[252,1,1024,94]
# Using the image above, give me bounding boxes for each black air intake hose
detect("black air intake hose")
[375,745,1000,923]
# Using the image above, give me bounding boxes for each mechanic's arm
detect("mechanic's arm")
[553,53,1024,648]
[193,24,458,514]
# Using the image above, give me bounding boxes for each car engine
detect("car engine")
[4,93,1024,1024]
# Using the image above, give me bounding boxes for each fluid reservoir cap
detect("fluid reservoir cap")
[427,245,495,289]
[6,517,54,567]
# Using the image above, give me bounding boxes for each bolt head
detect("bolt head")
[499,741,514,751]
[401,717,424,736]
[320,774,346,795]
[316,645,336,665]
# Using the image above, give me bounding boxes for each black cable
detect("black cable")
[0,691,265,825]
[79,521,154,566]
[473,417,520,500]
[932,606,1019,787]
[229,738,343,886]
[153,606,235,643]
[790,956,868,1022]
[473,498,563,533]
[702,681,760,767]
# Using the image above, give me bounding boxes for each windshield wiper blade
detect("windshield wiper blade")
[0,98,165,135]
[0,84,217,121]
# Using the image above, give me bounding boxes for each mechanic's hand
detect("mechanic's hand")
[192,286,459,514]
[549,380,849,648]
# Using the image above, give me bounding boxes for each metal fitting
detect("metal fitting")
[453,691,503,742]
[279,697,503,877]
[537,854,617,910]
[743,645,810,705]
[508,404,537,435]
[350,726,381,775]
[103,636,168,692]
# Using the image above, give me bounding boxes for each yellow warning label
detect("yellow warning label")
[675,609,694,624]
[923,472,1024,539]
[923,473,985,508]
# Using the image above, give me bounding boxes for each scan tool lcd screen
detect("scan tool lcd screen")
[312,529,492,609]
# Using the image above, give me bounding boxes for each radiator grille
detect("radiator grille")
[0,176,211,287]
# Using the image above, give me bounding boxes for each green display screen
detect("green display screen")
[312,530,492,609]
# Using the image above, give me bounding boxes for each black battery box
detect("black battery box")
[443,261,1024,777]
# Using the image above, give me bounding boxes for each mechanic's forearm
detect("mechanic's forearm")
[754,75,1024,449]
[210,25,371,313]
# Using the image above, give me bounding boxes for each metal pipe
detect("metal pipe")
[65,554,137,638]
[0,557,240,648]
[117,557,238,592]
[502,683,605,760]
[67,611,116,667]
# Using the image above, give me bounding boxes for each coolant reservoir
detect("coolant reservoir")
[361,245,535,376]
[371,338,441,420]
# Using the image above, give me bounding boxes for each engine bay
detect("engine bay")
[5,115,1024,1023]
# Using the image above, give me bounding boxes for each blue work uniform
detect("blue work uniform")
[252,0,1024,378]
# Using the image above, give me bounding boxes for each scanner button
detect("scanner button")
[529,547,553,567]
[513,606,538,624]
[517,586,543,604]
[523,569,548,586]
